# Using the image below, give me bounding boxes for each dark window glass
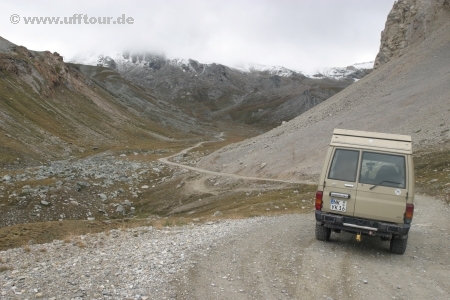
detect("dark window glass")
[328,149,359,182]
[359,152,406,188]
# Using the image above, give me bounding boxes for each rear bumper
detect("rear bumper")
[315,210,410,238]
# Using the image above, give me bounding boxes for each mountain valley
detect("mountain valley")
[71,52,370,128]
[1,1,450,298]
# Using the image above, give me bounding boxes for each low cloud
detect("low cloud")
[1,0,395,70]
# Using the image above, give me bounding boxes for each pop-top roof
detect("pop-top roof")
[330,129,412,154]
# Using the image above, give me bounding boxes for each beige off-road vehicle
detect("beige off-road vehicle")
[315,129,414,254]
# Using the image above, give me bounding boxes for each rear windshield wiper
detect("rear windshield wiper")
[370,181,401,190]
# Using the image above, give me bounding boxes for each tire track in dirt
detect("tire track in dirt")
[173,195,450,299]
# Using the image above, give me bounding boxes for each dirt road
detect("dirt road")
[173,194,450,300]
[158,140,312,185]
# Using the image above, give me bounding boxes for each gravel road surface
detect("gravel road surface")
[174,194,450,300]
[1,195,448,300]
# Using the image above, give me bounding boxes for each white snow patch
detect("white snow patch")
[67,52,373,81]
[233,62,294,77]
[303,61,374,80]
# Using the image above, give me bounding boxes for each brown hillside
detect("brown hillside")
[0,37,198,168]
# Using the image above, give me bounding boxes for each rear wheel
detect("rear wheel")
[315,224,331,241]
[390,235,408,254]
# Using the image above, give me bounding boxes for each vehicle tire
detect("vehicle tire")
[390,235,408,254]
[315,224,331,241]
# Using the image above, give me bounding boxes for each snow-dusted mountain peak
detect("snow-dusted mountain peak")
[232,62,295,77]
[67,52,372,81]
[304,61,374,80]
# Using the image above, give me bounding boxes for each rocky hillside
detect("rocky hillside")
[375,0,450,68]
[71,53,371,128]
[0,37,206,168]
[198,0,450,180]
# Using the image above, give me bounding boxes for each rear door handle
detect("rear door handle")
[344,184,354,188]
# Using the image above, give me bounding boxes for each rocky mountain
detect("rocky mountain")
[0,37,207,168]
[0,30,372,169]
[70,53,371,128]
[375,0,450,68]
[198,0,450,180]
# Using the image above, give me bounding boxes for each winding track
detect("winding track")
[158,139,312,185]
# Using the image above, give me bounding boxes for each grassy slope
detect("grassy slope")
[0,183,315,251]
[414,145,450,202]
[0,50,191,168]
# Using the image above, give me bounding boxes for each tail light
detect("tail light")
[315,191,323,210]
[404,203,414,224]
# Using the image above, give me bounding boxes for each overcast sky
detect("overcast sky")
[1,0,395,72]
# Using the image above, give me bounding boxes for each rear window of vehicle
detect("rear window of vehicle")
[359,152,406,188]
[328,149,360,182]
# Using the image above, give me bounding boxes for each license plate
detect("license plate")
[330,198,346,212]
